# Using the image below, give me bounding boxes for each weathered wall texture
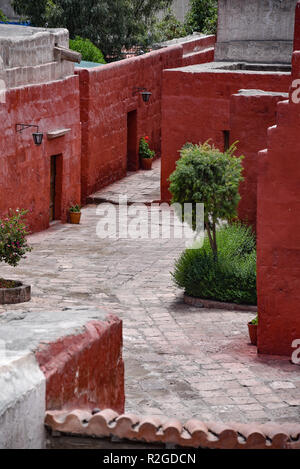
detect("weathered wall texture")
[229,90,288,229]
[257,51,300,356]
[77,36,214,203]
[215,0,298,64]
[36,318,125,413]
[0,309,125,448]
[0,353,46,449]
[161,65,291,201]
[0,75,81,233]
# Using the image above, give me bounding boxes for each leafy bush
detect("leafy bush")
[0,209,32,267]
[69,36,106,64]
[150,8,191,43]
[169,141,244,259]
[173,223,257,305]
[185,0,218,35]
[139,136,155,159]
[0,9,7,22]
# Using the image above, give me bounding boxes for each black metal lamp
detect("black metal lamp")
[132,87,152,103]
[16,124,44,146]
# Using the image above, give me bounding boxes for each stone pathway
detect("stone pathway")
[1,161,300,424]
[87,159,161,205]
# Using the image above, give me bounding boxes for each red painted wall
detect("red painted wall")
[77,36,215,203]
[257,86,300,355]
[0,76,81,233]
[36,316,125,413]
[161,69,291,202]
[229,91,287,229]
[294,1,300,51]
[77,46,183,203]
[181,35,215,67]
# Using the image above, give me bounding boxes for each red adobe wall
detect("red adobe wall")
[36,316,125,413]
[77,46,183,202]
[257,52,300,356]
[0,76,81,233]
[161,68,291,202]
[181,35,215,67]
[229,91,288,229]
[77,36,215,203]
[294,1,300,51]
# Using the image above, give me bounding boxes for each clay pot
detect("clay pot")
[69,212,81,224]
[248,323,257,346]
[141,157,153,170]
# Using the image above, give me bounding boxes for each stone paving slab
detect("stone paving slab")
[87,159,161,205]
[0,167,300,425]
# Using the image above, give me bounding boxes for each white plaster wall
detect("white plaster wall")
[0,352,46,449]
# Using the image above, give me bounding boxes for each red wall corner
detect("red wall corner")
[35,316,125,413]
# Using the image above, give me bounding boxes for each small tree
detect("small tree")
[185,0,218,35]
[169,141,244,259]
[0,209,32,269]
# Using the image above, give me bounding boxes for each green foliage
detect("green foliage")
[69,36,106,64]
[0,209,32,267]
[12,0,173,60]
[139,136,155,159]
[250,315,258,325]
[185,0,218,35]
[0,9,7,22]
[169,141,244,257]
[69,204,81,213]
[173,223,257,305]
[150,8,191,43]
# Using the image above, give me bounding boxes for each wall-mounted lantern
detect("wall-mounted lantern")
[16,123,44,146]
[132,87,152,103]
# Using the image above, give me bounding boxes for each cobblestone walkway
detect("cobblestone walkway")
[1,161,299,424]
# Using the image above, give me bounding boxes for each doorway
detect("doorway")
[50,155,62,222]
[127,110,138,171]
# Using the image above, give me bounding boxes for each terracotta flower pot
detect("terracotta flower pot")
[69,212,81,224]
[248,323,257,346]
[141,157,153,170]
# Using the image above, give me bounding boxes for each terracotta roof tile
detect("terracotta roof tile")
[45,409,300,450]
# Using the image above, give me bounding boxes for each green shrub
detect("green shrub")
[0,9,7,22]
[185,0,218,35]
[69,36,106,64]
[0,209,32,267]
[173,223,257,305]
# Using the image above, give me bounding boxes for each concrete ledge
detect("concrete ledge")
[184,294,257,312]
[0,353,45,449]
[0,308,125,448]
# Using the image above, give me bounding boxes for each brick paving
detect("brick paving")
[1,161,299,424]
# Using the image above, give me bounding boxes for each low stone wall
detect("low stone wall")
[0,308,124,449]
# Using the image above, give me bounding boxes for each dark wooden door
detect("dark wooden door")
[127,110,138,171]
[50,156,57,222]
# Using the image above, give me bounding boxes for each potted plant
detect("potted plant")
[248,315,258,346]
[0,209,32,305]
[69,204,82,224]
[139,136,155,170]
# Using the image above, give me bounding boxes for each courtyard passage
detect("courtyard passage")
[1,161,299,424]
